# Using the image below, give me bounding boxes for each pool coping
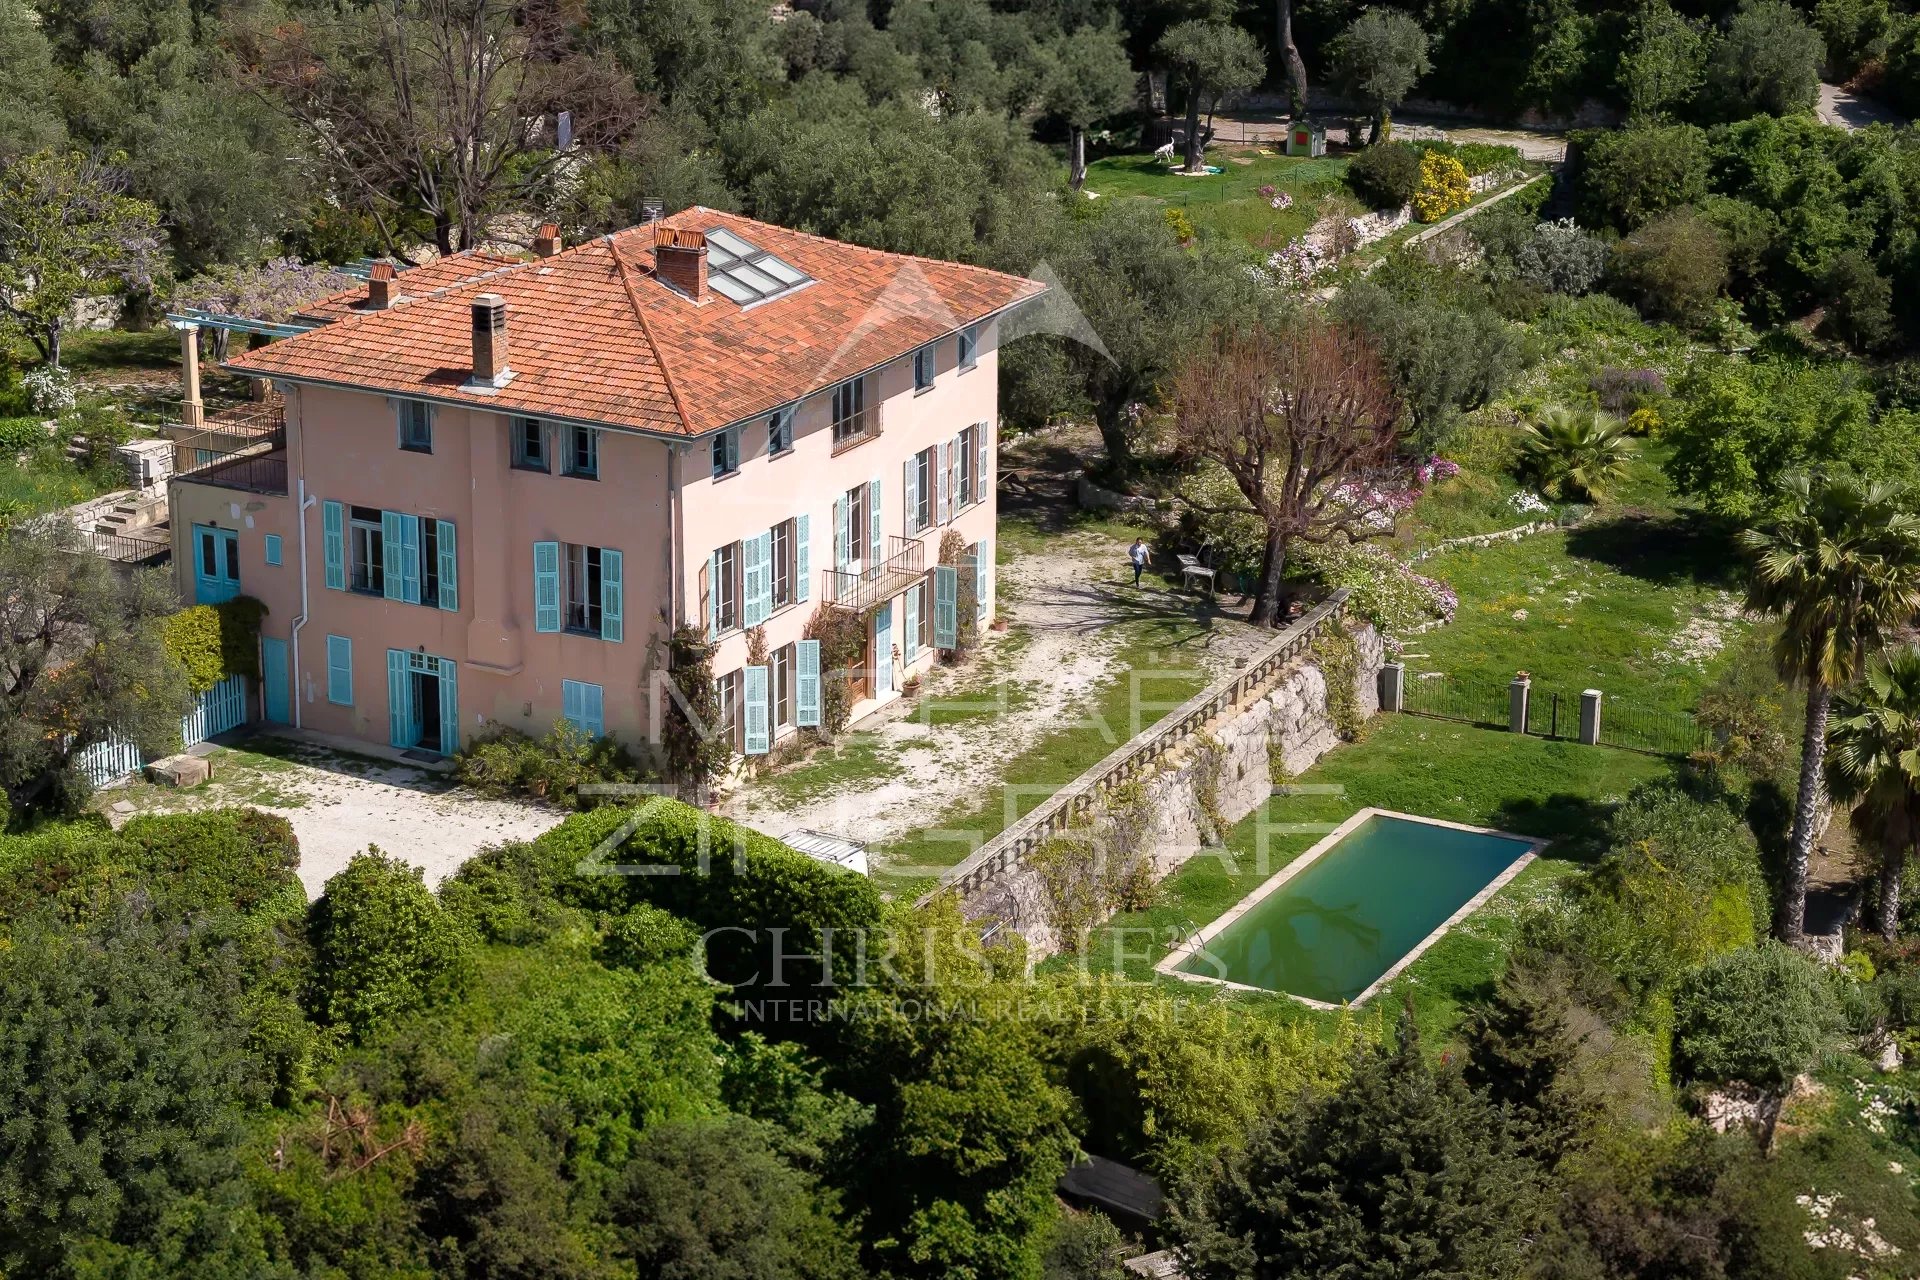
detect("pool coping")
[1153,807,1547,1011]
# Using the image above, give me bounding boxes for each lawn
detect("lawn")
[0,458,122,515]
[1062,715,1681,1042]
[1082,149,1349,251]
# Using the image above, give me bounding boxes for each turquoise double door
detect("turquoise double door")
[193,524,240,604]
[388,649,458,756]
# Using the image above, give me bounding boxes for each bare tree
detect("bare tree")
[1173,318,1401,627]
[237,0,643,260]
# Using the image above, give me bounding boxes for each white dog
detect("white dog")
[1152,141,1176,163]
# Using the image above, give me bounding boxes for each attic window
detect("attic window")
[703,227,810,305]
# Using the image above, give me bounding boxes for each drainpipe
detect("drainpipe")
[291,481,316,728]
[668,442,680,627]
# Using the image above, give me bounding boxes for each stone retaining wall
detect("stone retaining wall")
[960,617,1385,957]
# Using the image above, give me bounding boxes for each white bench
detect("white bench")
[1176,554,1216,592]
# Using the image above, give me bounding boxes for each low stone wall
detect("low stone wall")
[956,614,1385,957]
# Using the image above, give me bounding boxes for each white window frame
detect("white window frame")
[348,505,384,595]
[830,378,868,444]
[563,542,605,636]
[913,344,936,392]
[713,540,740,632]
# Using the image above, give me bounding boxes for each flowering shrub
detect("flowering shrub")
[1588,366,1668,415]
[1328,480,1420,532]
[1294,540,1457,635]
[1265,238,1333,287]
[1257,184,1295,211]
[1510,491,1551,515]
[1411,151,1472,223]
[1415,455,1461,486]
[23,367,75,414]
[1626,406,1663,436]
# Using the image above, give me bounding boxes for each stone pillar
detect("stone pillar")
[1378,662,1405,713]
[1509,677,1530,734]
[178,323,203,427]
[1580,689,1603,746]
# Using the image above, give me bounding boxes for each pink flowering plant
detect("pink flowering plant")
[1415,455,1461,486]
[1294,540,1457,634]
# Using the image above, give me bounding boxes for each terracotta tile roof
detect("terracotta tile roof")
[232,209,1046,437]
[294,253,524,323]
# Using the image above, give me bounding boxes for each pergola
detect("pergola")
[163,308,318,427]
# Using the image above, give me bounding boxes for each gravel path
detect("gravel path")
[104,739,566,897]
[722,532,1268,849]
[1817,82,1903,131]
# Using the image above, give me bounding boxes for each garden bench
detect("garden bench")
[1176,554,1216,593]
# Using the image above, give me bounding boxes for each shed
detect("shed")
[1058,1154,1166,1229]
[1285,121,1327,157]
[781,828,869,876]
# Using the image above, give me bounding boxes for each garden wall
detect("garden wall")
[938,597,1384,958]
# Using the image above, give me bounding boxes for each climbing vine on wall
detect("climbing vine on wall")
[1189,732,1227,846]
[657,624,727,799]
[938,529,979,659]
[160,596,267,692]
[1312,620,1369,743]
[802,603,871,738]
[1029,780,1159,950]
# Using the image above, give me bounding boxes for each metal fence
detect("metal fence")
[1599,700,1709,758]
[84,527,171,565]
[1401,673,1510,729]
[72,674,251,788]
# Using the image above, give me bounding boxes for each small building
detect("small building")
[1285,121,1326,157]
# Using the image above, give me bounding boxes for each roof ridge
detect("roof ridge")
[604,238,694,434]
[677,207,1044,288]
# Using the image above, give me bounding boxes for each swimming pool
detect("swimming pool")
[1157,809,1544,1008]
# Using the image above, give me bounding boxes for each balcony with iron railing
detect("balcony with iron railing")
[173,419,289,496]
[823,535,926,613]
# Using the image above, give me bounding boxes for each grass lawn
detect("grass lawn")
[7,328,177,379]
[1082,149,1349,251]
[0,458,121,515]
[1061,716,1681,1043]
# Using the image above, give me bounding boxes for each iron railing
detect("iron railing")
[174,426,289,495]
[824,535,926,614]
[85,527,171,565]
[1600,700,1709,758]
[1402,673,1511,729]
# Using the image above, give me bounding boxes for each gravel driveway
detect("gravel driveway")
[102,736,567,897]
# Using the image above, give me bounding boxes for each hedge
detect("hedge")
[161,596,268,693]
[119,809,301,916]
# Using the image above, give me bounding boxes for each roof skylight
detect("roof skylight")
[704,227,810,305]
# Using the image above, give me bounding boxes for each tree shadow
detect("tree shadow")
[1564,511,1746,590]
[1494,781,1678,865]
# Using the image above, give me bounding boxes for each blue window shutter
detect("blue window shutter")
[741,534,764,628]
[322,500,345,590]
[743,664,770,755]
[264,534,282,566]
[387,649,409,747]
[867,477,882,566]
[437,520,458,612]
[707,550,720,638]
[833,495,848,572]
[904,583,920,663]
[401,515,423,603]
[977,536,992,621]
[562,678,581,727]
[903,456,919,534]
[326,635,353,705]
[381,511,404,600]
[934,565,957,648]
[533,541,561,632]
[795,514,810,603]
[600,548,623,642]
[795,639,821,727]
[439,658,458,755]
[584,682,604,736]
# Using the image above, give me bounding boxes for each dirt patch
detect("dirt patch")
[723,531,1268,850]
[102,737,565,897]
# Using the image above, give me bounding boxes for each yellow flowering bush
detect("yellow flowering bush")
[1411,151,1471,222]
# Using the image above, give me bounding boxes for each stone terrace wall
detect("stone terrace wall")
[940,596,1384,957]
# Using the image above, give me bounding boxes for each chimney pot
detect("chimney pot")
[471,293,509,385]
[367,259,397,309]
[533,223,562,258]
[653,225,708,302]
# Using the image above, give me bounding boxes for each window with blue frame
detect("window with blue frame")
[512,417,548,470]
[328,501,457,610]
[263,534,282,566]
[913,344,936,391]
[561,679,605,737]
[326,635,353,704]
[532,540,623,641]
[958,324,978,370]
[397,399,433,452]
[767,406,793,456]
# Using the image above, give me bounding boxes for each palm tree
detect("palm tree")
[1826,647,1920,939]
[1741,472,1920,943]
[1518,406,1636,503]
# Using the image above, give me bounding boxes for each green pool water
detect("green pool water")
[1177,814,1534,1004]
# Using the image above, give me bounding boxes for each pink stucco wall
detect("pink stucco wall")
[172,319,1002,756]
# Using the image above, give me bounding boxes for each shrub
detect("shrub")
[454,720,640,808]
[1818,250,1896,354]
[119,809,301,917]
[160,596,267,692]
[1514,219,1608,296]
[1587,367,1668,415]
[597,903,696,970]
[1411,150,1471,223]
[1575,124,1710,231]
[1705,0,1825,118]
[803,602,868,737]
[1292,540,1456,634]
[1608,208,1729,326]
[1673,942,1839,1091]
[1518,405,1636,502]
[21,366,75,414]
[308,850,474,1039]
[0,416,44,457]
[1346,142,1422,210]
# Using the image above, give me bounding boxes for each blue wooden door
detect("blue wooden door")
[874,601,893,694]
[260,637,290,724]
[193,524,240,604]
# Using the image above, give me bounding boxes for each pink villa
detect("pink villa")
[165,212,1044,759]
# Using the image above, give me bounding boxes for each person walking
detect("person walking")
[1129,538,1149,587]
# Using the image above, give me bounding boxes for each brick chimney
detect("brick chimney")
[366,259,397,309]
[471,293,510,386]
[654,225,707,302]
[533,222,562,258]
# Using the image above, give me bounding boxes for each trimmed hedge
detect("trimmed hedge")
[1346,142,1422,210]
[309,849,475,1039]
[119,809,301,916]
[161,596,268,692]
